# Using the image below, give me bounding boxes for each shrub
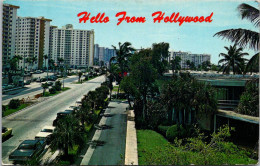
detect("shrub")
[157,125,171,137]
[55,81,62,91]
[2,105,7,116]
[49,87,56,94]
[8,99,21,109]
[166,125,186,141]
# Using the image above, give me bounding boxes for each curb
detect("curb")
[124,110,138,165]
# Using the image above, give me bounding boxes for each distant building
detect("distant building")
[170,51,211,69]
[94,45,116,66]
[2,4,19,71]
[94,44,99,65]
[50,24,94,67]
[15,16,52,70]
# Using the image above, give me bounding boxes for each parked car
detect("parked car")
[48,75,57,81]
[9,140,45,162]
[53,110,74,126]
[24,80,31,85]
[2,127,12,140]
[41,81,54,86]
[35,126,55,144]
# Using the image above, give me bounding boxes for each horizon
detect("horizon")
[3,0,258,64]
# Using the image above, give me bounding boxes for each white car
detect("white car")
[35,126,55,143]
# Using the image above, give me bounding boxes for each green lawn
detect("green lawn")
[137,130,257,165]
[43,87,70,97]
[3,103,30,117]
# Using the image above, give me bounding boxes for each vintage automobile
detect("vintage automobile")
[2,127,12,140]
[52,110,74,126]
[35,126,55,144]
[9,140,45,162]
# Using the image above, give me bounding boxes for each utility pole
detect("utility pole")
[47,55,49,82]
[22,52,26,87]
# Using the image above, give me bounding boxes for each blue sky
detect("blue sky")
[4,0,258,64]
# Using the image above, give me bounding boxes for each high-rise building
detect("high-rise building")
[2,4,19,70]
[94,44,116,66]
[94,44,99,65]
[170,51,211,69]
[50,24,94,67]
[15,16,52,70]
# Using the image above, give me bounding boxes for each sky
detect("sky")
[4,0,259,64]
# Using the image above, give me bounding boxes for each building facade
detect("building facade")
[15,16,51,70]
[170,51,211,69]
[94,44,116,66]
[50,24,94,67]
[2,4,19,71]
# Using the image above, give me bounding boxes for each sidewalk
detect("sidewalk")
[80,100,128,165]
[125,110,138,165]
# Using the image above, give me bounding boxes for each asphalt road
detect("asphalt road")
[88,101,128,165]
[2,76,78,102]
[2,76,105,164]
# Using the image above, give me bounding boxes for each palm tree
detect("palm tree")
[50,115,84,158]
[214,3,259,73]
[218,44,248,75]
[44,55,48,69]
[57,57,64,74]
[111,42,135,74]
[78,72,83,83]
[31,56,37,71]
[41,82,49,96]
[170,56,181,73]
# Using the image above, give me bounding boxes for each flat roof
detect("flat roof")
[198,79,247,87]
[217,109,259,124]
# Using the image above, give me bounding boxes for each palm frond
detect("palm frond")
[237,3,260,27]
[214,28,259,51]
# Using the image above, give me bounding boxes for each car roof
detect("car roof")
[36,132,52,138]
[42,126,55,130]
[21,140,39,145]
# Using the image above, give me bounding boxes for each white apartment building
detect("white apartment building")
[15,16,51,70]
[170,51,211,69]
[2,4,19,70]
[50,24,94,67]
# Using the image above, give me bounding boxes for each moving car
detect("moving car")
[2,127,12,140]
[9,140,45,162]
[35,126,55,144]
[41,81,54,86]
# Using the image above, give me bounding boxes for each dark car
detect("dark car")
[9,140,45,162]
[48,75,57,81]
[52,110,73,126]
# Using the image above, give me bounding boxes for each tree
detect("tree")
[201,60,211,71]
[190,61,196,70]
[120,76,138,107]
[218,44,248,75]
[186,60,191,69]
[214,3,259,73]
[150,42,170,75]
[41,83,49,96]
[31,56,37,71]
[112,42,135,73]
[130,51,158,121]
[161,74,217,126]
[170,56,181,73]
[236,79,259,116]
[78,72,83,83]
[50,115,84,157]
[44,55,48,69]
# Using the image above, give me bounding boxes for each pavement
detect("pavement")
[2,75,105,165]
[81,100,128,165]
[2,76,78,105]
[125,110,138,165]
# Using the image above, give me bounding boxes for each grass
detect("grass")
[137,130,170,165]
[137,130,257,165]
[43,87,70,97]
[3,103,30,117]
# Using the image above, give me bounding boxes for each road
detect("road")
[2,76,79,105]
[87,101,128,165]
[2,76,105,164]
